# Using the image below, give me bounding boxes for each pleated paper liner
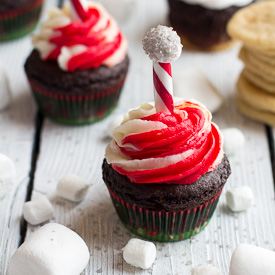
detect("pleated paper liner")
[0,0,44,41]
[108,188,222,242]
[28,78,126,125]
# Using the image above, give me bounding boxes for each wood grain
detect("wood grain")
[0,36,36,275]
[1,0,275,274]
[0,1,57,274]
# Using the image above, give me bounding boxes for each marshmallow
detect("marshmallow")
[0,153,16,200]
[97,0,137,23]
[230,244,275,275]
[105,114,124,138]
[8,223,90,275]
[226,186,254,212]
[0,65,12,111]
[221,128,245,156]
[191,265,222,275]
[23,195,54,225]
[57,174,89,202]
[123,238,156,269]
[173,68,223,113]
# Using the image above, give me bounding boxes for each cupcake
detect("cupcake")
[168,0,254,51]
[102,26,231,242]
[0,0,44,41]
[24,0,129,125]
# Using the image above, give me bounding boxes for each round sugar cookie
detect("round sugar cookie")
[237,97,275,126]
[239,47,275,79]
[247,48,275,66]
[227,2,275,50]
[243,68,275,93]
[237,72,275,113]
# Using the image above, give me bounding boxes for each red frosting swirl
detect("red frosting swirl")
[33,2,127,72]
[106,100,224,185]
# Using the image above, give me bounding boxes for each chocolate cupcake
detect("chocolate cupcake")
[102,26,231,242]
[102,99,231,242]
[24,1,129,125]
[0,0,44,41]
[168,0,254,51]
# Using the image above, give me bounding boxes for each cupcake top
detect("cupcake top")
[32,1,127,72]
[177,0,253,10]
[105,98,224,185]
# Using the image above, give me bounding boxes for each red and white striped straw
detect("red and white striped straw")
[142,25,182,115]
[70,0,89,22]
[153,62,174,114]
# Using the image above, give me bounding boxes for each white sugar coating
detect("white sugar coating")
[142,25,182,63]
[191,265,222,275]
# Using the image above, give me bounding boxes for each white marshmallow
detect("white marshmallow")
[229,244,275,275]
[191,265,222,275]
[105,114,124,138]
[0,65,12,111]
[226,186,254,212]
[221,128,245,156]
[0,153,16,200]
[57,174,89,202]
[23,195,54,225]
[98,0,137,23]
[173,68,223,113]
[8,223,90,275]
[123,238,156,269]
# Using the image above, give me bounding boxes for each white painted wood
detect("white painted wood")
[0,35,36,275]
[0,1,58,274]
[2,0,274,275]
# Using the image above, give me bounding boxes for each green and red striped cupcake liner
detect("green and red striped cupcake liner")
[28,78,126,125]
[108,188,222,242]
[0,0,44,41]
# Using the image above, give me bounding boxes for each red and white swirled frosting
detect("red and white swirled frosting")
[105,98,224,185]
[32,1,127,72]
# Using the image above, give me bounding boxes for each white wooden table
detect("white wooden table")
[0,0,274,274]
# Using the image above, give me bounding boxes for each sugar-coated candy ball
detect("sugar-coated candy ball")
[142,25,182,63]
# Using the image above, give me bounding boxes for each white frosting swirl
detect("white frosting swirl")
[32,1,127,71]
[178,0,253,10]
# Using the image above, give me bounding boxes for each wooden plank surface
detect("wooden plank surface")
[1,0,275,274]
[25,0,275,274]
[0,1,56,274]
[0,29,36,275]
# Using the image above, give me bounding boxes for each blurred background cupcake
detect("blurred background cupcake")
[0,0,44,41]
[24,0,129,125]
[168,0,254,51]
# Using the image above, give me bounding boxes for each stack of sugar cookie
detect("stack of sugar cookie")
[227,1,275,126]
